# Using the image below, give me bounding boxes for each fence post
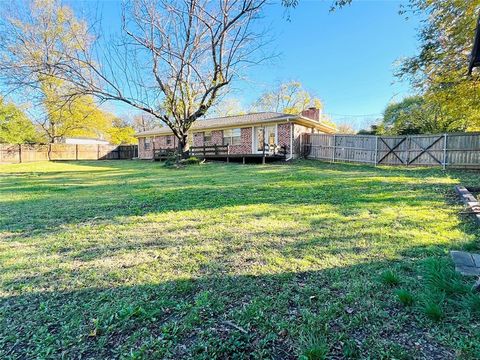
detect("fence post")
[18,144,22,163]
[332,134,336,163]
[374,136,378,166]
[443,133,448,170]
[406,136,411,165]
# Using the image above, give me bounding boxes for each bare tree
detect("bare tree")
[252,80,323,115]
[132,113,161,132]
[0,0,269,156]
[0,0,106,143]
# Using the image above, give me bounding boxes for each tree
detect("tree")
[396,0,480,131]
[107,117,136,145]
[132,114,160,133]
[252,81,323,115]
[211,98,245,117]
[42,94,113,142]
[357,124,380,135]
[0,0,269,157]
[0,98,39,144]
[336,123,356,134]
[0,0,111,143]
[380,96,469,135]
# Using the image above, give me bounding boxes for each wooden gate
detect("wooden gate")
[303,132,480,169]
[377,135,446,166]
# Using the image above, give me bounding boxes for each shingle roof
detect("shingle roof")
[135,111,335,136]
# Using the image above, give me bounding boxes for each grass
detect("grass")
[0,159,480,359]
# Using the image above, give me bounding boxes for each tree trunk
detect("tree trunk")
[177,133,190,159]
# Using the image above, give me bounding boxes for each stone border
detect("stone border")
[454,185,480,224]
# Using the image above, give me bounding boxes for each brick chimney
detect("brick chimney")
[301,107,320,121]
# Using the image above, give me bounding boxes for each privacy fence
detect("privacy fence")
[0,144,138,164]
[303,132,480,169]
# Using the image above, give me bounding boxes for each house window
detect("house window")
[204,131,212,143]
[144,138,151,150]
[166,136,172,146]
[223,128,241,145]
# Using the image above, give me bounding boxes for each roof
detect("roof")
[135,112,335,137]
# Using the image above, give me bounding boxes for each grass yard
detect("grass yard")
[1,160,480,359]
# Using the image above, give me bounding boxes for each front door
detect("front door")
[254,125,276,153]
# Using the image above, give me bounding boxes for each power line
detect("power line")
[325,112,382,118]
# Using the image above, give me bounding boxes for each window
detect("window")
[166,136,172,146]
[204,131,212,143]
[223,128,241,145]
[144,138,151,150]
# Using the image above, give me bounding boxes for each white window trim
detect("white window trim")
[223,128,241,146]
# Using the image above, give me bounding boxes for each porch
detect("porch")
[153,144,288,163]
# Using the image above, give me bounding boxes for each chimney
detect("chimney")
[301,107,320,121]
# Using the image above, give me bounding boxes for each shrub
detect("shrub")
[180,156,200,165]
[396,289,414,306]
[164,153,180,167]
[380,270,400,286]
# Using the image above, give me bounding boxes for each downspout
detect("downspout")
[286,121,294,161]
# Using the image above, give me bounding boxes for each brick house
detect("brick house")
[135,108,335,160]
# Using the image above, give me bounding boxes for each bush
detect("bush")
[180,156,200,165]
[164,153,179,167]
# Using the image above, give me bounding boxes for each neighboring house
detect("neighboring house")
[62,137,110,145]
[135,108,335,160]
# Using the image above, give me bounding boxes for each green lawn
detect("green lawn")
[1,160,479,359]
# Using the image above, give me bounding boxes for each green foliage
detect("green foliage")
[396,289,414,306]
[379,270,400,286]
[422,300,444,321]
[107,117,136,145]
[397,0,480,132]
[379,96,465,135]
[0,99,40,144]
[180,156,200,165]
[423,258,469,296]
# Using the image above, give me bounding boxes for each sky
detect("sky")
[94,0,423,130]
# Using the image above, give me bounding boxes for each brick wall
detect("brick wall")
[138,134,177,159]
[211,130,223,145]
[277,123,291,154]
[228,127,252,154]
[193,132,204,147]
[138,137,153,159]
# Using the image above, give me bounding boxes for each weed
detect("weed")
[396,289,414,306]
[380,270,400,286]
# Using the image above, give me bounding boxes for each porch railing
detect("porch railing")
[190,145,229,157]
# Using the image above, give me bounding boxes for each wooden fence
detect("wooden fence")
[0,144,138,164]
[303,132,480,169]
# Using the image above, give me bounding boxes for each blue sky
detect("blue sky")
[96,0,422,129]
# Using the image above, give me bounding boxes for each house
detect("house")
[134,107,335,161]
[62,137,110,145]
